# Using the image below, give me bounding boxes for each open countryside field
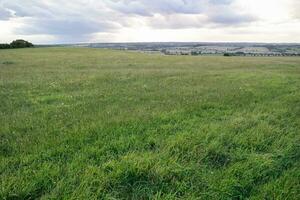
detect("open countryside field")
[1,48,300,199]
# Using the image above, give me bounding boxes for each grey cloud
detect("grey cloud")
[210,14,255,25]
[14,17,120,43]
[16,19,111,35]
[2,1,53,18]
[108,0,255,25]
[107,0,213,15]
[0,6,12,20]
[1,0,119,42]
[209,0,232,5]
[0,0,257,42]
[108,0,243,16]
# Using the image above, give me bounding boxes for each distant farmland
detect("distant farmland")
[70,42,300,56]
[1,48,299,199]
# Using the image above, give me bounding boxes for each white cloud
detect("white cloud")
[289,1,300,19]
[0,0,299,43]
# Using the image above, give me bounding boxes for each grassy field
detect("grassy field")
[0,47,299,199]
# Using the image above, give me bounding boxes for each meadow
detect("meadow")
[0,48,299,199]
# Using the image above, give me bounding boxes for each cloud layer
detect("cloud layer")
[0,0,299,43]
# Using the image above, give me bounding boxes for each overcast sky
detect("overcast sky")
[0,0,300,44]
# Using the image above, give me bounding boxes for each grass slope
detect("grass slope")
[0,48,300,199]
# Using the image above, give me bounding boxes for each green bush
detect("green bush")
[0,40,34,49]
[0,43,11,49]
[10,39,34,48]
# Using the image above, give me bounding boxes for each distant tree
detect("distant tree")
[191,51,201,56]
[10,39,34,48]
[235,51,246,56]
[0,43,11,49]
[161,49,167,54]
[224,53,231,56]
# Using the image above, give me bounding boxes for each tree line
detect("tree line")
[0,39,34,49]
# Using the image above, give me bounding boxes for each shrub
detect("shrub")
[0,43,11,49]
[2,61,14,65]
[10,39,34,48]
[0,40,34,49]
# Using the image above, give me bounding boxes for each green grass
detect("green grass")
[0,47,299,199]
